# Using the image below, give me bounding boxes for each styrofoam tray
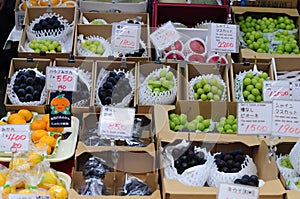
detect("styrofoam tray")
[0,116,79,163]
[57,171,72,191]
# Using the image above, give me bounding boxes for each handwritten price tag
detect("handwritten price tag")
[0,124,30,152]
[150,21,181,51]
[46,66,78,91]
[292,81,300,101]
[217,183,259,199]
[98,107,135,140]
[8,194,51,199]
[272,100,300,138]
[263,80,291,101]
[208,23,239,53]
[111,23,141,54]
[237,102,272,135]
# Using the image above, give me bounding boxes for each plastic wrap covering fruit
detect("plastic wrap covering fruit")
[8,68,47,105]
[114,40,148,58]
[189,74,227,102]
[122,174,151,196]
[288,139,300,175]
[206,54,228,64]
[27,12,74,43]
[77,34,112,57]
[234,174,262,187]
[286,177,300,191]
[82,17,107,25]
[163,140,213,186]
[235,69,269,102]
[215,115,237,134]
[276,155,298,184]
[207,149,257,187]
[71,68,92,107]
[95,69,135,107]
[25,38,66,53]
[139,66,177,105]
[183,37,207,57]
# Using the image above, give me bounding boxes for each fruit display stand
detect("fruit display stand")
[231,0,298,8]
[4,58,51,113]
[231,6,300,61]
[159,139,285,199]
[52,58,95,116]
[74,24,151,62]
[18,6,77,60]
[151,0,229,27]
[93,60,138,113]
[154,101,261,143]
[79,12,149,26]
[271,57,300,81]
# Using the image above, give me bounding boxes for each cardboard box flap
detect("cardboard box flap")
[286,190,300,198]
[259,179,286,195]
[259,137,299,146]
[231,6,299,16]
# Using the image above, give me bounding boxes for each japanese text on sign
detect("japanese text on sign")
[98,107,135,140]
[0,124,30,152]
[8,194,51,199]
[237,102,272,135]
[292,81,300,101]
[150,21,181,51]
[208,23,239,53]
[111,23,141,54]
[46,66,78,92]
[272,100,300,137]
[217,183,259,199]
[263,80,291,101]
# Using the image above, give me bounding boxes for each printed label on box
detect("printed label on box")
[217,183,259,199]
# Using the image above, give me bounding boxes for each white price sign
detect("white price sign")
[208,23,239,53]
[271,100,300,138]
[98,107,135,140]
[217,183,259,199]
[292,81,300,100]
[237,102,272,135]
[46,67,78,91]
[111,23,141,54]
[0,124,30,152]
[150,21,181,51]
[8,194,50,199]
[263,80,291,101]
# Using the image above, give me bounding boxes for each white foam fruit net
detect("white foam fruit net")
[26,12,74,43]
[207,153,257,187]
[163,140,213,186]
[138,66,177,105]
[183,37,207,57]
[95,68,135,108]
[72,68,92,107]
[276,155,299,183]
[8,68,47,105]
[188,74,227,101]
[289,139,300,175]
[77,34,112,57]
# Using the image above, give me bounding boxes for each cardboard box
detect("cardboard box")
[231,0,298,8]
[229,61,274,102]
[4,58,52,113]
[79,0,148,13]
[69,172,161,199]
[286,190,300,199]
[79,12,149,25]
[231,6,300,60]
[80,112,154,149]
[185,63,231,101]
[154,101,260,144]
[271,57,300,80]
[93,60,137,112]
[74,24,151,62]
[52,58,95,115]
[160,140,285,199]
[18,7,77,60]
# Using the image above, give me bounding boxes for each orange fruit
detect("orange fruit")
[9,118,27,124]
[39,0,61,6]
[42,114,50,123]
[0,173,6,186]
[18,189,34,194]
[0,121,7,125]
[48,185,68,199]
[35,142,52,155]
[46,122,64,133]
[39,135,57,148]
[31,129,48,142]
[18,109,33,122]
[39,171,59,190]
[27,151,44,166]
[31,119,47,130]
[7,113,25,124]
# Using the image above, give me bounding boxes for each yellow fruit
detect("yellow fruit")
[18,109,33,122]
[2,185,17,195]
[39,171,59,190]
[46,122,64,133]
[0,121,7,124]
[0,173,6,186]
[18,189,34,194]
[9,158,30,172]
[7,113,25,124]
[48,185,68,199]
[31,129,48,142]
[39,0,61,6]
[39,135,57,148]
[31,119,47,130]
[35,142,52,155]
[27,151,44,166]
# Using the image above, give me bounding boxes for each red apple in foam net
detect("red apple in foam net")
[188,38,206,55]
[206,55,228,64]
[187,53,206,63]
[165,51,185,60]
[164,40,183,53]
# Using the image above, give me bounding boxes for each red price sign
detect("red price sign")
[217,41,234,48]
[0,124,30,152]
[245,124,268,133]
[46,66,78,91]
[263,80,291,101]
[108,123,127,131]
[272,100,300,138]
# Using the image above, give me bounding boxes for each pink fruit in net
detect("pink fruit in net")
[165,51,185,60]
[164,40,183,52]
[206,55,228,64]
[187,54,206,63]
[189,39,206,54]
